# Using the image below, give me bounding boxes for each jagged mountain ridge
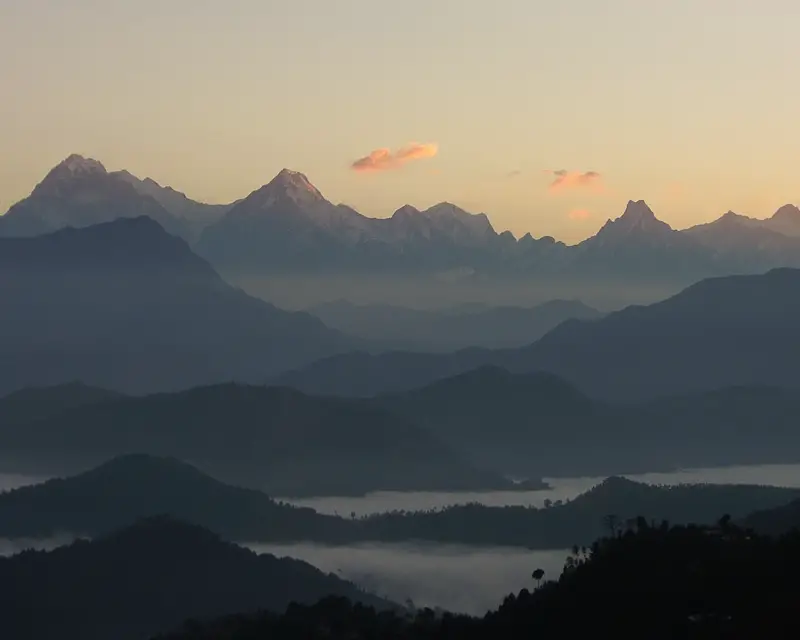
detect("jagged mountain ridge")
[3,155,800,281]
[0,154,234,242]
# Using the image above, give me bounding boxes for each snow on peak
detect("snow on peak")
[55,154,107,177]
[32,154,108,194]
[269,168,324,202]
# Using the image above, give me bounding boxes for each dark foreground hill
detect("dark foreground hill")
[0,217,349,395]
[0,517,392,640]
[742,497,800,535]
[0,385,520,496]
[157,523,800,640]
[1,457,797,550]
[277,268,800,402]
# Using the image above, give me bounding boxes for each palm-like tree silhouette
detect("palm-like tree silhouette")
[532,568,545,589]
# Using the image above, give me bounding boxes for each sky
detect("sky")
[1,0,798,243]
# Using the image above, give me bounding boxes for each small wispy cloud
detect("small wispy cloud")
[568,208,591,220]
[545,169,603,193]
[352,143,439,172]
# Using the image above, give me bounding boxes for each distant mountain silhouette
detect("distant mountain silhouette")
[0,454,347,540]
[0,154,188,238]
[375,367,800,477]
[685,210,800,271]
[0,517,392,640]
[278,268,800,401]
[195,169,513,274]
[0,217,349,395]
[569,200,719,281]
[2,455,797,553]
[113,168,234,241]
[0,382,122,426]
[0,384,521,495]
[5,158,800,300]
[742,496,800,535]
[308,299,603,351]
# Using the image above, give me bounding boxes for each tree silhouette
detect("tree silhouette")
[532,568,545,589]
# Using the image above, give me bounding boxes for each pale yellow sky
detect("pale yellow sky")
[1,0,798,243]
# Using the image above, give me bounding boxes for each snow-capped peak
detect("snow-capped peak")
[269,168,324,202]
[54,154,107,177]
[32,154,108,195]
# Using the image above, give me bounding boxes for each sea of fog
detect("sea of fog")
[279,463,800,517]
[247,541,568,614]
[4,463,800,615]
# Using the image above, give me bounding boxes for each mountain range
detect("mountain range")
[375,366,800,477]
[3,155,800,293]
[0,383,527,496]
[2,455,797,550]
[276,267,800,402]
[308,299,603,351]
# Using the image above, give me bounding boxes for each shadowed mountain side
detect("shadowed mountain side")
[742,497,800,536]
[0,217,350,395]
[0,385,524,496]
[308,299,603,351]
[355,477,800,548]
[0,382,123,427]
[375,369,800,477]
[0,455,348,541]
[685,211,800,271]
[0,517,393,640]
[1,457,797,551]
[113,169,234,241]
[0,154,188,239]
[276,268,800,401]
[155,523,800,640]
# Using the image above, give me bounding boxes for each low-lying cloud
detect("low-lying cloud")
[352,143,439,172]
[247,541,568,615]
[546,169,603,193]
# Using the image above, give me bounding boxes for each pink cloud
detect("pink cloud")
[568,208,591,220]
[545,169,603,193]
[352,142,438,172]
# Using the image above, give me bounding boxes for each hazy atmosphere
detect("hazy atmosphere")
[2,1,799,242]
[2,2,800,639]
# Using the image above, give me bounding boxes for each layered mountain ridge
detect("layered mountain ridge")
[3,154,800,285]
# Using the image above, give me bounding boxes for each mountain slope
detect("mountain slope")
[571,200,718,281]
[196,169,378,271]
[377,369,800,477]
[0,383,123,427]
[375,366,602,473]
[309,299,603,351]
[505,267,800,400]
[277,268,800,401]
[0,154,187,238]
[0,217,349,395]
[684,210,800,270]
[113,169,234,241]
[0,384,519,495]
[196,170,516,274]
[0,517,392,640]
[0,454,346,540]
